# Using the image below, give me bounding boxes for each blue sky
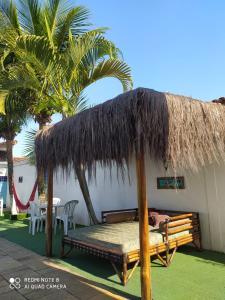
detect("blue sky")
[14,0,225,155]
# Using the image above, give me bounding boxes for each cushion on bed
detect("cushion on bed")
[149,216,157,227]
[149,211,170,228]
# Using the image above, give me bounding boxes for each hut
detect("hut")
[35,88,225,300]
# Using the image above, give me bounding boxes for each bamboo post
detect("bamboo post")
[46,165,53,257]
[136,139,152,300]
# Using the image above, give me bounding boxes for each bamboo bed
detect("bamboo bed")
[61,208,201,285]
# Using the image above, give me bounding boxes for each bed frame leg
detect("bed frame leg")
[157,253,168,267]
[126,259,140,282]
[166,248,170,266]
[157,247,177,267]
[60,240,65,258]
[111,261,123,283]
[111,258,140,285]
[122,260,128,286]
[194,213,202,251]
[167,247,177,266]
[60,241,74,258]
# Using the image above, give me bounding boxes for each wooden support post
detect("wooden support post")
[136,141,152,300]
[122,255,128,286]
[46,165,53,257]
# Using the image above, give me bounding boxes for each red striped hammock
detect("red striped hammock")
[12,179,38,210]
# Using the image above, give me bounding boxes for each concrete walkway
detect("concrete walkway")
[0,238,126,300]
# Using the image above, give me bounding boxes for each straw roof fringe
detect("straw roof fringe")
[35,88,225,177]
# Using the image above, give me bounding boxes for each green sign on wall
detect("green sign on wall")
[157,177,185,189]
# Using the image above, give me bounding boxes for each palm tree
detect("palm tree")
[0,0,132,133]
[0,90,29,210]
[0,31,31,212]
[0,0,91,127]
[0,0,133,223]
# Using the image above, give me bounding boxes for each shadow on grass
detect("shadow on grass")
[60,246,142,299]
[178,245,225,267]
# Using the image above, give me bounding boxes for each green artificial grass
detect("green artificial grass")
[0,218,224,300]
[2,211,11,219]
[1,212,29,220]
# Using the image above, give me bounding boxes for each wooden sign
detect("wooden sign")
[157,176,185,189]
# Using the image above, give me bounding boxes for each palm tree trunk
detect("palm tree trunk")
[75,164,99,224]
[37,120,46,195]
[37,169,45,195]
[6,139,14,210]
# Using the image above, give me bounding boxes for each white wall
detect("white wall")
[146,160,215,251]
[13,159,225,253]
[147,159,224,253]
[0,163,7,176]
[14,162,39,207]
[53,171,90,226]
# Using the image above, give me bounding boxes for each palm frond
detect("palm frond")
[43,0,62,48]
[22,129,37,164]
[44,0,66,34]
[0,64,41,91]
[0,48,11,71]
[17,0,44,34]
[0,90,29,139]
[79,59,133,92]
[55,5,91,50]
[15,35,58,73]
[0,90,7,114]
[66,91,88,116]
[44,0,61,29]
[0,0,21,33]
[0,23,19,50]
[64,29,108,83]
[79,38,122,71]
[44,14,55,49]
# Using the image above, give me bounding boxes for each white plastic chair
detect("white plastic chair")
[54,200,79,235]
[42,197,62,234]
[53,197,61,205]
[28,202,46,235]
[39,197,61,214]
[52,197,61,228]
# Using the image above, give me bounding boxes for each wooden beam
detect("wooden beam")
[136,141,152,300]
[46,165,53,257]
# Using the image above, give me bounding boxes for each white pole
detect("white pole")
[0,198,3,216]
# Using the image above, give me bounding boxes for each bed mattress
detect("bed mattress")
[67,222,189,254]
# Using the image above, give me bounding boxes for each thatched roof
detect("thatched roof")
[35,88,225,176]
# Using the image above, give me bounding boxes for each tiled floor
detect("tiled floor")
[0,238,126,300]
